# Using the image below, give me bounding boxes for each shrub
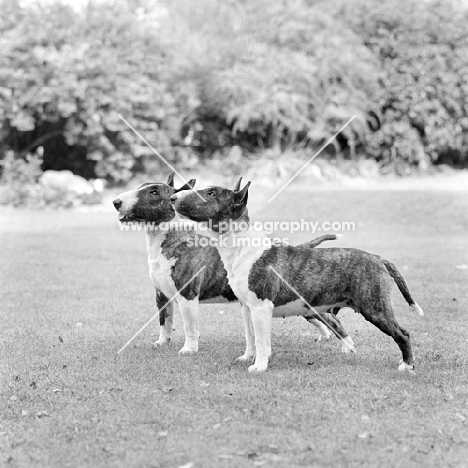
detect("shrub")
[0,150,44,206]
[166,0,378,155]
[1,0,467,184]
[0,0,181,184]
[333,0,468,168]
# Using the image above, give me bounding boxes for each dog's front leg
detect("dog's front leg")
[154,290,174,347]
[236,303,256,362]
[248,302,273,373]
[178,297,200,354]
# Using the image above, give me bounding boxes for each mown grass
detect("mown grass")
[1,186,468,468]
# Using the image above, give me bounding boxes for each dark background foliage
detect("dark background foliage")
[1,0,467,184]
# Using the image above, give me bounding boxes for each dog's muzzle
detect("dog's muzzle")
[113,199,122,210]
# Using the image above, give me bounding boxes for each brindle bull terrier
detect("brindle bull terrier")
[112,174,344,354]
[172,178,424,373]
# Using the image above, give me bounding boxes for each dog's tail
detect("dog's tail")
[303,234,339,248]
[383,259,424,316]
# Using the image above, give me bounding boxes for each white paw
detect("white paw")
[341,336,356,354]
[178,347,198,355]
[236,353,255,362]
[178,345,198,354]
[315,332,332,342]
[248,363,268,373]
[153,337,171,348]
[398,361,415,372]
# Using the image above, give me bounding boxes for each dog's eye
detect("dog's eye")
[206,190,215,197]
[150,190,158,195]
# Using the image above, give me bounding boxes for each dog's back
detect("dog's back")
[248,246,392,309]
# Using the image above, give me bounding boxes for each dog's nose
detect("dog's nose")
[113,199,122,210]
[170,194,178,204]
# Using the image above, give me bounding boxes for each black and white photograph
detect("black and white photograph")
[1,0,467,466]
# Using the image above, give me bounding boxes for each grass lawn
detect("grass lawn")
[1,185,468,468]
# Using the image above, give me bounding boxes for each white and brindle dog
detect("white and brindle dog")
[172,179,424,373]
[113,174,346,354]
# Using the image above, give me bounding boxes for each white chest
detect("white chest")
[148,256,177,297]
[146,232,178,297]
[218,235,269,305]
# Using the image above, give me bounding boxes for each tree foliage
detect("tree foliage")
[0,0,467,183]
[0,0,181,182]
[333,0,468,169]
[164,0,377,153]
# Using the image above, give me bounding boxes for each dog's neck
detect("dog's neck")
[228,210,251,232]
[146,228,168,266]
[145,218,190,266]
[210,211,271,279]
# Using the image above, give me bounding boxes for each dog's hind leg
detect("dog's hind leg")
[305,311,355,353]
[358,301,414,371]
[328,315,355,353]
[306,317,332,341]
[178,297,200,354]
[236,302,256,362]
[304,310,356,353]
[154,290,174,347]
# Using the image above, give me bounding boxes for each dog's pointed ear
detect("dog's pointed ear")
[175,179,196,193]
[233,177,242,191]
[234,181,251,206]
[166,172,175,188]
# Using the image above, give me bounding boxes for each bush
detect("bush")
[0,150,44,206]
[0,0,181,184]
[333,0,468,168]
[165,0,378,154]
[0,0,467,185]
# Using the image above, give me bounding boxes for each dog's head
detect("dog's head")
[113,173,196,225]
[171,177,251,231]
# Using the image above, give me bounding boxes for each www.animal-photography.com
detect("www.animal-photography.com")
[1,0,468,467]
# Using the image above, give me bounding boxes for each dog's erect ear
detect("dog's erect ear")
[234,181,251,206]
[166,172,175,187]
[233,177,243,191]
[175,179,196,193]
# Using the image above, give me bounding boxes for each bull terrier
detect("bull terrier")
[113,174,341,354]
[172,179,424,372]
